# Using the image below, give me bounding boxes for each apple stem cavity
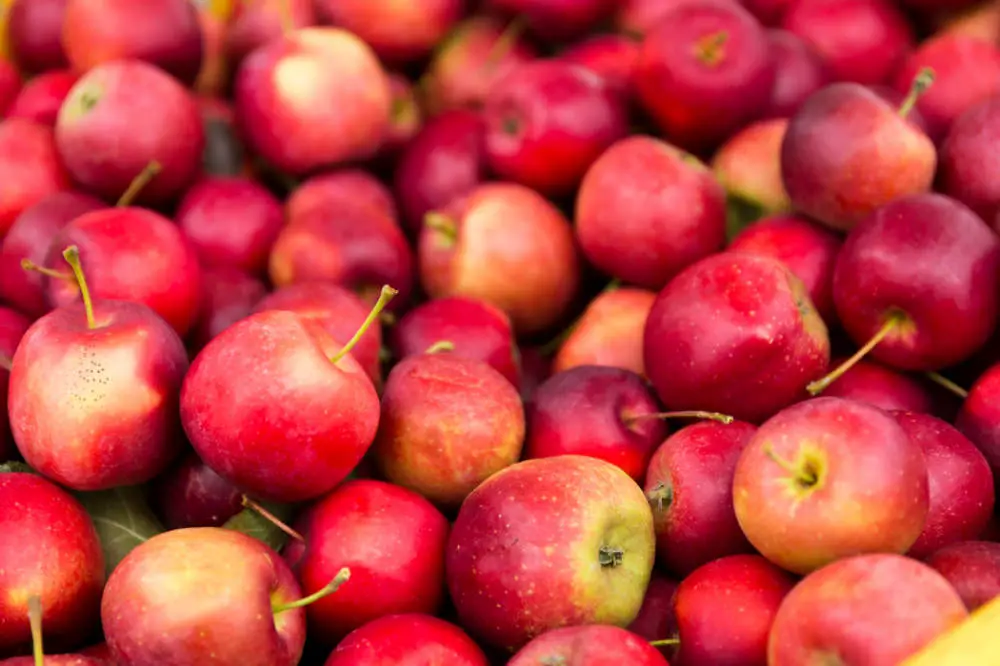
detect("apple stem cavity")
[62,245,97,330]
[762,443,819,490]
[19,258,72,282]
[27,595,43,666]
[624,410,735,427]
[806,311,908,395]
[424,212,458,243]
[598,545,625,568]
[694,30,729,67]
[330,285,398,364]
[116,160,163,207]
[646,482,673,513]
[425,340,456,354]
[241,496,305,542]
[925,371,969,399]
[898,67,935,119]
[272,567,351,614]
[0,353,11,371]
[649,638,680,647]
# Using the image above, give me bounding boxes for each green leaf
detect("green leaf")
[76,486,164,577]
[0,461,36,474]
[223,500,296,552]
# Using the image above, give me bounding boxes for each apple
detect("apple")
[151,452,243,530]
[557,34,640,100]
[763,29,830,118]
[286,169,398,225]
[377,74,423,160]
[742,0,792,24]
[485,0,617,42]
[932,1,1000,43]
[323,614,488,666]
[225,0,317,67]
[418,182,579,336]
[0,60,19,116]
[768,554,967,664]
[233,27,391,176]
[712,117,791,217]
[575,135,726,290]
[0,472,104,654]
[509,625,669,665]
[188,267,267,353]
[0,119,70,237]
[615,0,703,37]
[821,358,934,414]
[373,352,524,509]
[6,70,77,127]
[284,480,449,643]
[926,541,1000,611]
[6,0,69,73]
[939,94,1000,222]
[446,454,656,650]
[627,575,678,647]
[0,307,30,462]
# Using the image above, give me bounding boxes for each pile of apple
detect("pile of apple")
[7,0,1000,664]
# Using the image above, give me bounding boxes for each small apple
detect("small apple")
[6,70,77,127]
[763,29,830,118]
[151,452,243,530]
[6,0,69,73]
[508,625,669,665]
[627,575,679,647]
[286,169,398,225]
[0,119,70,237]
[557,34,640,100]
[926,541,1000,611]
[820,358,934,414]
[323,614,488,666]
[225,0,317,67]
[187,267,267,353]
[939,94,1000,222]
[712,117,791,217]
[485,0,617,42]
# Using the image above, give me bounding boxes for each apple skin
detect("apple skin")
[644,253,830,424]
[393,110,488,235]
[558,34,640,100]
[645,420,757,576]
[821,358,934,414]
[252,283,384,388]
[925,541,1000,611]
[712,117,791,216]
[939,94,1000,222]
[6,0,69,73]
[187,267,266,353]
[6,70,78,126]
[576,135,727,290]
[9,300,188,490]
[895,411,994,559]
[446,455,656,651]
[0,307,31,462]
[615,0,704,37]
[486,0,616,42]
[150,452,242,530]
[419,183,580,336]
[781,83,936,232]
[482,60,630,198]
[180,310,380,503]
[508,625,669,666]
[553,287,655,377]
[0,191,104,319]
[373,353,525,509]
[0,656,104,665]
[234,27,391,177]
[626,575,678,647]
[768,554,967,665]
[671,555,796,666]
[55,59,205,206]
[284,480,449,643]
[0,473,104,655]
[832,193,1000,370]
[734,397,929,575]
[62,0,203,85]
[102,528,307,666]
[956,361,1000,482]
[323,614,488,666]
[286,169,398,225]
[525,366,667,482]
[44,208,204,338]
[726,213,842,323]
[389,296,520,389]
[0,119,70,237]
[781,0,913,86]
[225,0,317,67]
[175,176,284,277]
[763,29,830,119]
[0,61,19,116]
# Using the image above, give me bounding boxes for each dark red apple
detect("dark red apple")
[821,358,935,414]
[447,455,655,650]
[151,451,243,530]
[0,60,19,117]
[419,183,579,335]
[508,625,669,665]
[558,34,640,99]
[726,213,842,322]
[576,135,727,290]
[895,411,994,559]
[62,0,204,85]
[712,117,791,216]
[233,27,391,176]
[225,0,317,66]
[285,480,449,643]
[5,70,77,127]
[634,0,775,152]
[389,296,520,388]
[176,176,284,277]
[741,0,792,24]
[926,541,1000,611]
[486,0,616,41]
[768,554,967,664]
[6,0,69,73]
[645,420,757,576]
[55,59,205,206]
[939,94,1000,222]
[0,472,104,654]
[286,169,397,224]
[781,0,913,86]
[188,266,267,352]
[733,397,929,574]
[671,555,795,666]
[627,575,679,646]
[644,252,830,424]
[483,60,630,197]
[373,352,524,508]
[763,29,830,118]
[957,362,1000,481]
[0,119,70,237]
[323,614,488,666]
[0,307,31,462]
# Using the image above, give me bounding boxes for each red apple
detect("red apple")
[446,455,656,650]
[939,94,1000,222]
[285,480,449,643]
[188,266,267,353]
[558,34,640,99]
[926,541,1000,611]
[768,554,967,664]
[616,0,705,37]
[0,472,104,654]
[576,135,727,290]
[763,29,830,118]
[508,625,669,665]
[62,0,204,85]
[6,70,77,127]
[234,27,391,176]
[225,0,317,67]
[821,358,935,414]
[741,0,792,24]
[0,119,70,237]
[150,452,243,530]
[957,361,1000,478]
[486,0,616,41]
[627,575,679,646]
[6,0,69,73]
[712,117,791,216]
[0,60,19,117]
[419,182,579,336]
[323,614,488,666]
[286,169,397,224]
[55,59,205,206]
[932,2,1000,43]
[373,352,524,508]
[0,307,30,462]
[733,397,929,574]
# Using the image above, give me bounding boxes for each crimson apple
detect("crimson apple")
[486,0,616,42]
[926,541,1000,611]
[821,358,934,414]
[225,0,317,67]
[323,614,488,666]
[151,452,242,530]
[763,29,830,118]
[188,267,267,353]
[508,625,668,665]
[6,70,77,127]
[0,119,70,237]
[0,307,30,462]
[286,169,398,225]
[6,0,69,73]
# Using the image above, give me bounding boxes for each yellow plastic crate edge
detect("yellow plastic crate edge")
[903,595,1000,666]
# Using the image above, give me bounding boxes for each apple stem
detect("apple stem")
[624,410,734,427]
[925,371,968,399]
[116,161,162,207]
[330,285,398,364]
[762,443,817,488]
[19,258,72,282]
[423,212,458,242]
[646,482,673,513]
[272,567,351,614]
[425,340,455,354]
[806,312,905,395]
[898,67,935,119]
[0,354,11,371]
[27,596,43,666]
[484,15,527,72]
[61,245,96,330]
[598,545,624,568]
[241,496,305,542]
[650,638,680,647]
[694,30,729,66]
